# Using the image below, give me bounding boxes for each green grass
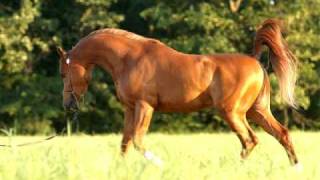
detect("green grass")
[0,132,319,180]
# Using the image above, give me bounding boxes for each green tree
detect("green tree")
[0,0,319,134]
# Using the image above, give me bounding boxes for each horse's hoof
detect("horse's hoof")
[144,150,164,168]
[240,149,248,159]
[294,162,303,173]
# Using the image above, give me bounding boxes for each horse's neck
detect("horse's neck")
[93,44,127,80]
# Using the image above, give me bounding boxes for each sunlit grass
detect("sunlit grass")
[0,132,319,180]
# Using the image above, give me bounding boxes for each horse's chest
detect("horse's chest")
[114,78,155,107]
[114,81,130,105]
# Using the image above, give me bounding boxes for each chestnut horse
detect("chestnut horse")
[57,19,299,166]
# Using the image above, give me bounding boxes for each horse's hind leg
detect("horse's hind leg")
[222,110,258,159]
[247,108,299,165]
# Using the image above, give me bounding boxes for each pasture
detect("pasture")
[0,132,318,180]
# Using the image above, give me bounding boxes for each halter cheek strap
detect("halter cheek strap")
[65,56,74,92]
[64,56,80,109]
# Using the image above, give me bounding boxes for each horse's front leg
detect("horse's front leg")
[121,107,135,155]
[121,101,162,166]
[133,101,163,166]
[132,101,153,151]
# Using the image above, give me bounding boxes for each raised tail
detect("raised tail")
[252,19,298,108]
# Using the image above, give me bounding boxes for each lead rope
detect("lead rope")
[0,135,56,147]
[0,112,79,147]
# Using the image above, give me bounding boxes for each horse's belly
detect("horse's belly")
[155,91,213,112]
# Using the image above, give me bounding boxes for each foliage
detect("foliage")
[0,0,319,134]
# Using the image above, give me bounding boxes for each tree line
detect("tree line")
[0,0,319,134]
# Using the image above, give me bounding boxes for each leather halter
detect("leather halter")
[64,56,80,110]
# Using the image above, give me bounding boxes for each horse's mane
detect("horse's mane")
[88,28,162,44]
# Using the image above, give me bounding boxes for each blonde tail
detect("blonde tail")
[252,19,298,108]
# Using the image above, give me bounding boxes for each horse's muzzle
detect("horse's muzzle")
[63,95,79,112]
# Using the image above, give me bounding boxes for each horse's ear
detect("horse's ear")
[56,46,67,60]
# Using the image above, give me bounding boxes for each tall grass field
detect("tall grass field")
[0,132,319,180]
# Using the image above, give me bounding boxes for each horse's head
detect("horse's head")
[57,47,93,112]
